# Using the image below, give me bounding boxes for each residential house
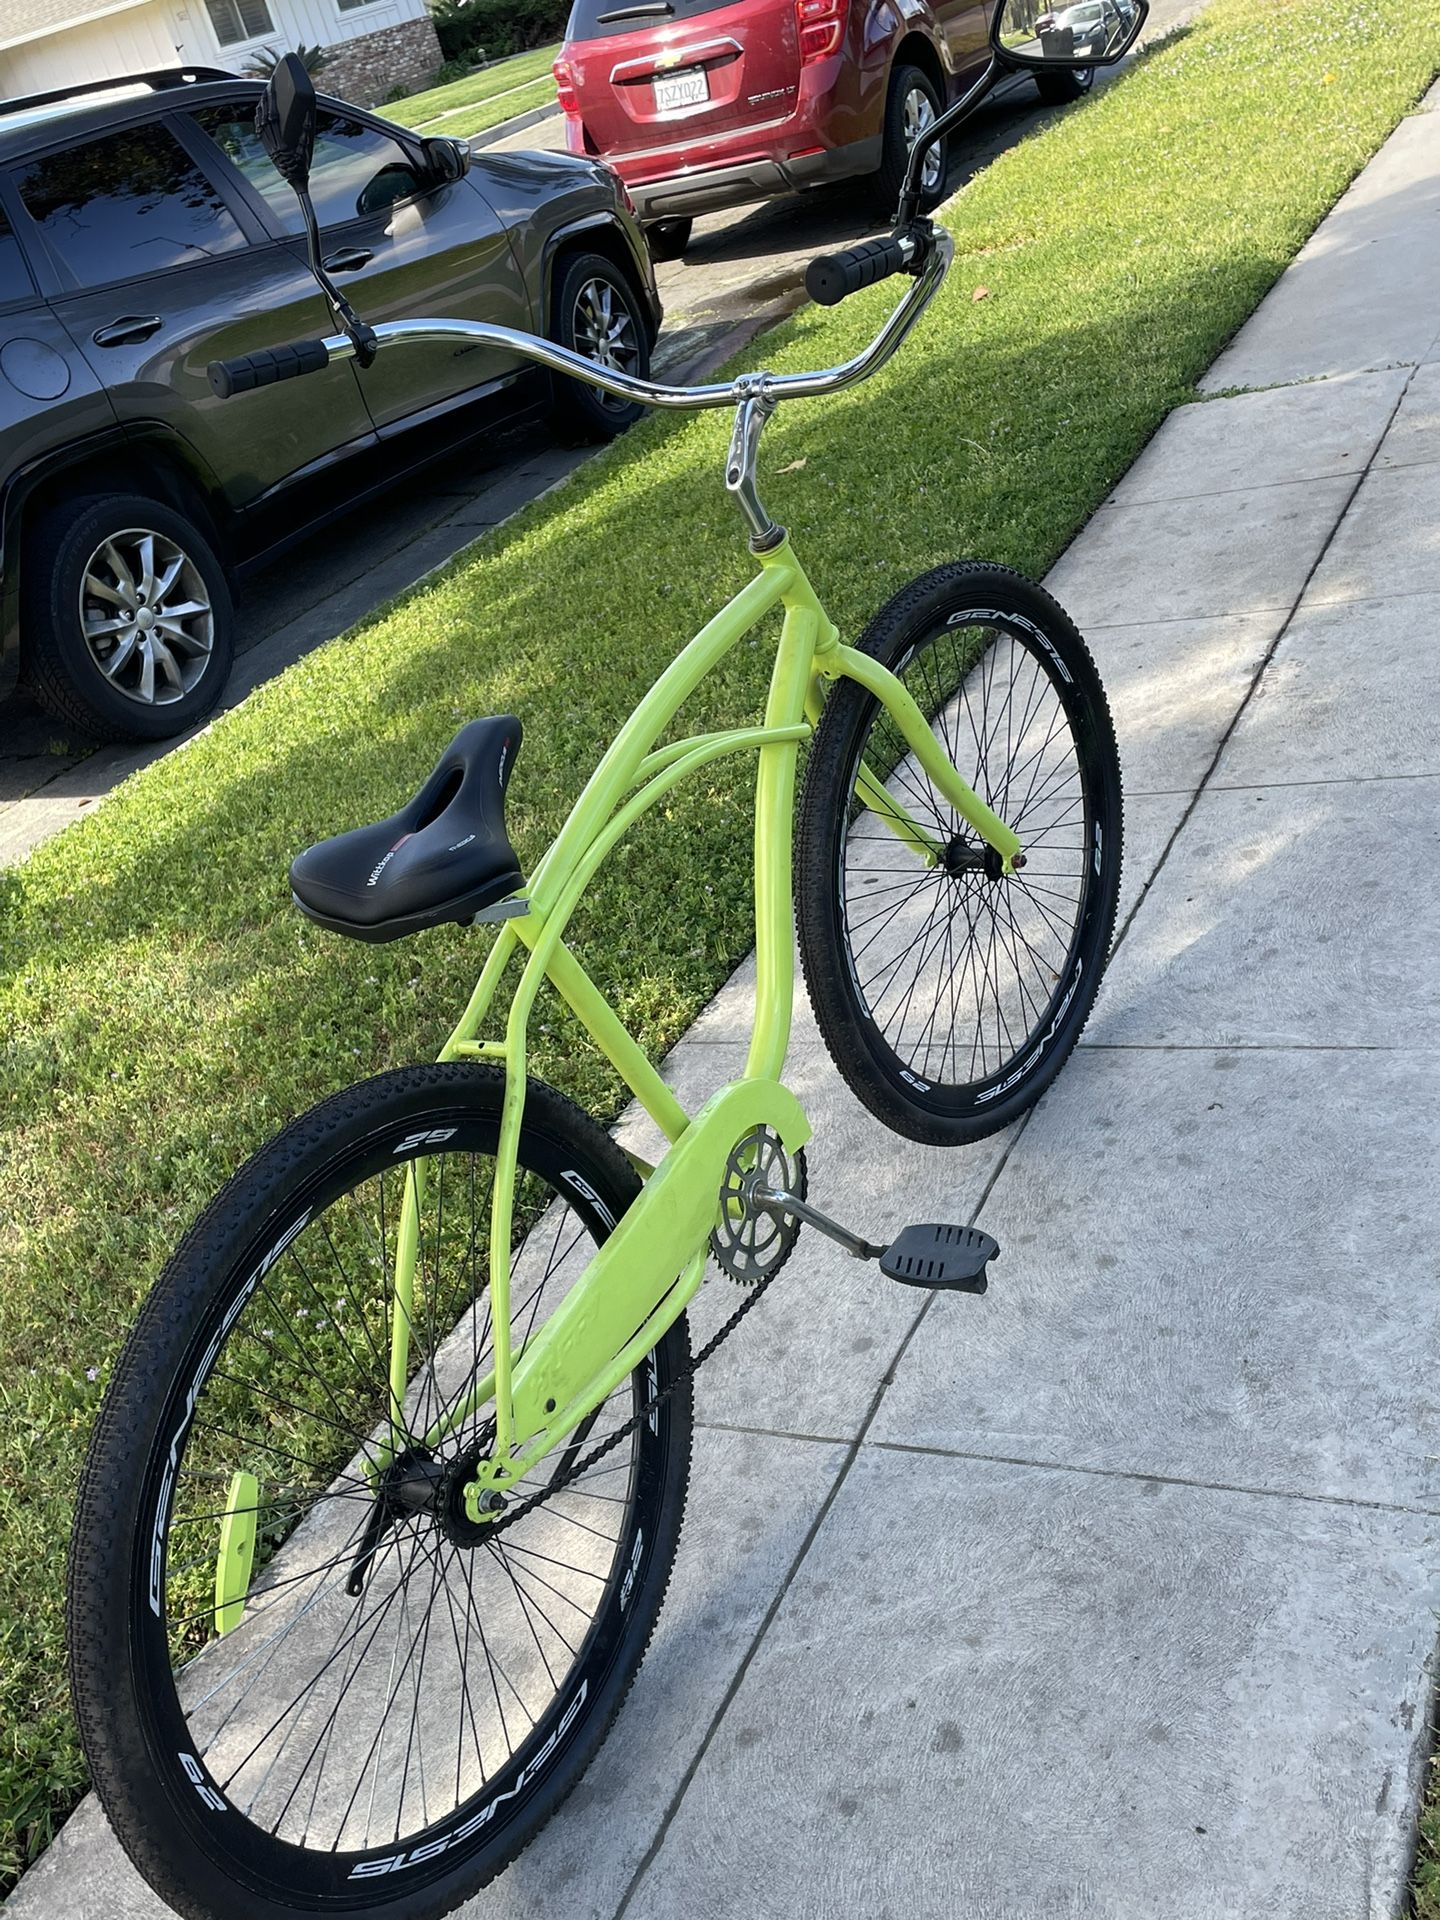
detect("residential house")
[0,0,443,108]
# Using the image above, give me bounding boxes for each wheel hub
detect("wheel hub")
[943,832,1003,880]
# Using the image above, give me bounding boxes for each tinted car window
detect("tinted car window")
[0,206,35,303]
[193,106,423,232]
[15,122,246,289]
[564,0,739,42]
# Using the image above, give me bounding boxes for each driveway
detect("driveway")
[0,0,1195,866]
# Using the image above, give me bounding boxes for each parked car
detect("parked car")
[553,0,1090,258]
[0,68,661,742]
[1036,0,1130,61]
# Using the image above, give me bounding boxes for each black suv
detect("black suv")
[0,68,660,742]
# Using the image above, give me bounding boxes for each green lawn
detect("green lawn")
[415,75,557,139]
[3,0,1439,1890]
[384,44,560,130]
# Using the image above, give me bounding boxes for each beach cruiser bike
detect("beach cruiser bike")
[68,8,1143,1916]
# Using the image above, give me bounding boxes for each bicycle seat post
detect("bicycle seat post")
[725,378,782,551]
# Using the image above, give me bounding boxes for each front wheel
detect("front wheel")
[22,492,234,742]
[68,1064,692,1920]
[549,249,650,443]
[796,564,1123,1145]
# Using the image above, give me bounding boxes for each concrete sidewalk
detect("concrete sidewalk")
[15,80,1440,1920]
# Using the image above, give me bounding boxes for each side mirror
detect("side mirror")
[421,134,472,185]
[992,0,1147,69]
[256,51,317,189]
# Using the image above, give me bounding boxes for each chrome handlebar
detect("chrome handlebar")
[209,223,953,542]
[317,225,953,414]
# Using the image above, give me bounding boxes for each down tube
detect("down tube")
[747,589,822,1082]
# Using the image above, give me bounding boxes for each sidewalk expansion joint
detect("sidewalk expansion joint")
[694,1419,854,1447]
[1195,363,1419,402]
[1202,767,1440,792]
[864,1439,1440,1519]
[1078,1039,1436,1054]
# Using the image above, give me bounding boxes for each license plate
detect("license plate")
[654,68,708,111]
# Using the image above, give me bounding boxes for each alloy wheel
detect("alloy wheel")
[570,275,640,411]
[77,528,215,708]
[904,86,943,194]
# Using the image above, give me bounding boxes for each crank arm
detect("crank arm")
[751,1187,887,1260]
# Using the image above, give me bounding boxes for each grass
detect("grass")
[3,0,1439,1889]
[1418,1745,1440,1920]
[384,44,560,131]
[413,76,558,139]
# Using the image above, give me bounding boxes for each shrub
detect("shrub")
[431,0,569,62]
[242,39,331,76]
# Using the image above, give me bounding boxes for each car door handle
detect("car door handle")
[92,314,162,347]
[323,248,374,273]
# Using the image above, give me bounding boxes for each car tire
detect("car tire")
[645,217,693,262]
[1035,65,1096,103]
[875,64,947,216]
[22,493,233,743]
[549,249,651,444]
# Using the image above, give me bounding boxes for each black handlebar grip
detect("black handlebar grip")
[805,234,910,307]
[208,338,330,399]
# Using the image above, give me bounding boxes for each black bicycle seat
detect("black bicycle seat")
[291,717,524,942]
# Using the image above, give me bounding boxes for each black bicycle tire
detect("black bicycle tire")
[796,562,1123,1144]
[68,1062,692,1920]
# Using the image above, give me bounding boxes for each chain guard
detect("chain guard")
[709,1125,807,1284]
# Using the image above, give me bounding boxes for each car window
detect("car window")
[192,105,424,232]
[0,205,35,303]
[564,0,740,43]
[14,121,246,290]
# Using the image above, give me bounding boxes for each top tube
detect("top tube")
[321,227,954,414]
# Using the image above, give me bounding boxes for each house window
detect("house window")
[336,0,381,10]
[203,0,276,46]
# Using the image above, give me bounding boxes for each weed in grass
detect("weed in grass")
[2,0,1439,1889]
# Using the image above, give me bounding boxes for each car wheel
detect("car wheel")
[21,493,234,743]
[549,249,650,444]
[645,217,693,262]
[876,64,947,216]
[1035,65,1096,104]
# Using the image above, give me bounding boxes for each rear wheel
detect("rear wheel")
[796,564,1123,1145]
[1035,65,1095,104]
[549,249,650,443]
[69,1064,692,1920]
[875,64,947,215]
[644,217,693,262]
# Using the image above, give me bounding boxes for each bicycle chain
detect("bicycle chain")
[481,1261,780,1543]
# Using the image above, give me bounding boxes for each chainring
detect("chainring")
[709,1125,808,1284]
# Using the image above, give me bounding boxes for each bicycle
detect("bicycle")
[67,7,1143,1916]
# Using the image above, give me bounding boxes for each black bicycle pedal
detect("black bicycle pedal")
[879,1223,998,1293]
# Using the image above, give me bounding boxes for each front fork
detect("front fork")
[819,641,1024,874]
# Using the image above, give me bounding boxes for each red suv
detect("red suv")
[554,0,1086,256]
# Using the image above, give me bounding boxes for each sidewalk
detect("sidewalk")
[14,82,1440,1920]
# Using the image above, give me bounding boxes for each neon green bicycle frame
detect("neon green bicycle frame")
[377,532,1022,1508]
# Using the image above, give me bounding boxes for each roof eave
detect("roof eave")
[0,0,159,56]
